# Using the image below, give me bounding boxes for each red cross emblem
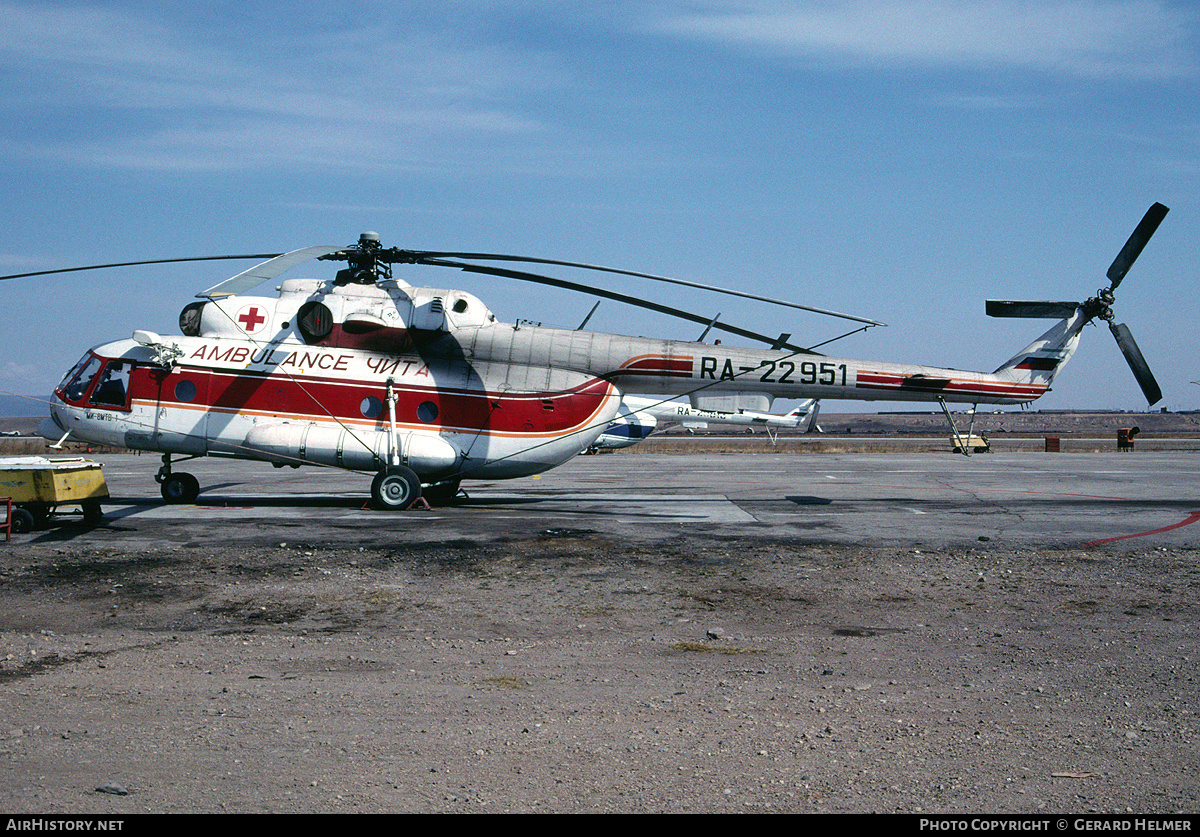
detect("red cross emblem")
[237,306,267,333]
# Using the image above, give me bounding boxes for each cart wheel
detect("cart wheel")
[82,499,103,525]
[26,503,50,527]
[10,508,35,535]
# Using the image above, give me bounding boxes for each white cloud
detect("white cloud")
[0,2,565,173]
[0,360,54,392]
[650,0,1195,77]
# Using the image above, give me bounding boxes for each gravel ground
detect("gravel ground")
[1,531,1197,814]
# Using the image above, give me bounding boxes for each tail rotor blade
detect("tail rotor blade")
[1107,203,1169,289]
[1109,321,1163,405]
[986,300,1080,319]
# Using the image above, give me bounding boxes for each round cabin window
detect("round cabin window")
[174,379,197,403]
[360,396,384,419]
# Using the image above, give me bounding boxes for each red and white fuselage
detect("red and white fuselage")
[43,273,1084,486]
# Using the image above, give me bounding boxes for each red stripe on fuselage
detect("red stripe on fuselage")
[855,370,1046,401]
[614,354,693,378]
[1013,358,1060,371]
[126,364,615,437]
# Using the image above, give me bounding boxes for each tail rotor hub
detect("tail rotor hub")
[1081,295,1112,323]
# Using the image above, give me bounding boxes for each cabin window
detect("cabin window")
[297,301,333,344]
[174,379,198,403]
[416,401,439,423]
[360,396,384,419]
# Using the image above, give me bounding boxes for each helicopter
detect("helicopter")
[5,202,1167,511]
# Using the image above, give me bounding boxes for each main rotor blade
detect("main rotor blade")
[986,300,1081,319]
[1109,321,1163,405]
[421,257,821,354]
[0,254,281,282]
[1107,202,1169,290]
[405,251,886,327]
[197,246,342,298]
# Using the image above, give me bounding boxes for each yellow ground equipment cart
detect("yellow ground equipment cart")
[949,434,991,454]
[0,457,108,535]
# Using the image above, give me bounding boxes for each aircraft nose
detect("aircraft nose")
[37,415,63,441]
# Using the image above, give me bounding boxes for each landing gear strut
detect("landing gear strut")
[156,454,201,504]
[372,376,429,510]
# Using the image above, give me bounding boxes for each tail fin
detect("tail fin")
[992,309,1087,390]
[805,400,822,433]
[788,399,821,432]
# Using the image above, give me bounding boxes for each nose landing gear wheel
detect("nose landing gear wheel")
[371,466,422,510]
[161,472,200,504]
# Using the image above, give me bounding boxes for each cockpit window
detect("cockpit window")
[57,355,134,410]
[60,355,103,402]
[57,355,90,393]
[89,361,132,408]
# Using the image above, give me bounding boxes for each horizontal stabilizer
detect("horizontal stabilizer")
[986,300,1080,319]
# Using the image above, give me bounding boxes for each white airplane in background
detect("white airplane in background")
[589,396,821,451]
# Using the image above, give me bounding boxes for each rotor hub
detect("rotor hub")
[324,232,394,284]
[1081,295,1114,323]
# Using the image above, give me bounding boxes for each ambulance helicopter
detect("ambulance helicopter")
[7,202,1167,511]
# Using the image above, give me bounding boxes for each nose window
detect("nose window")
[61,356,103,402]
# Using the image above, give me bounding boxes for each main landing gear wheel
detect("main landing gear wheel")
[161,472,200,504]
[371,466,422,510]
[422,479,462,506]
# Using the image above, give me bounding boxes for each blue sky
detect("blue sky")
[1,0,1197,413]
